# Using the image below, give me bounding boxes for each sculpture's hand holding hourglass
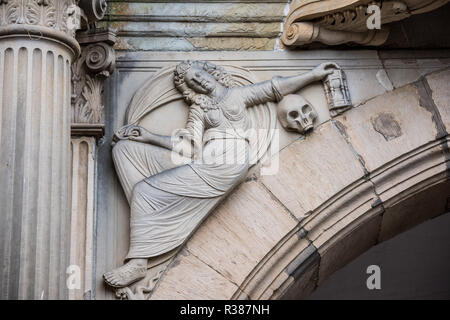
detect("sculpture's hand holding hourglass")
[311,62,340,81]
[272,62,340,98]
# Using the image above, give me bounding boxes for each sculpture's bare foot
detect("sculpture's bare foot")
[103,259,147,288]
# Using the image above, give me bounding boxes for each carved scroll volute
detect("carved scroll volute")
[78,0,107,27]
[85,42,115,76]
[71,28,117,138]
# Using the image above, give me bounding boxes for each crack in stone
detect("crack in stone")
[415,77,448,139]
[332,119,370,177]
[258,180,301,223]
[186,248,243,295]
[414,76,450,179]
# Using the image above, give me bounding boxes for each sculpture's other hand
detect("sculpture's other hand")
[112,124,152,145]
[126,126,154,144]
[113,124,175,150]
[311,62,339,80]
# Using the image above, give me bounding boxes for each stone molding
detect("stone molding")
[71,27,116,137]
[282,0,450,47]
[99,1,289,51]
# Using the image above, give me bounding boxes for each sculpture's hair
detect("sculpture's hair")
[174,60,236,108]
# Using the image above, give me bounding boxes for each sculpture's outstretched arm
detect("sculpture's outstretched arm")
[274,62,339,96]
[114,104,204,159]
[240,62,339,108]
[117,125,174,150]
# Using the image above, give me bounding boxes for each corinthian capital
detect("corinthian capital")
[0,0,81,37]
[71,27,117,137]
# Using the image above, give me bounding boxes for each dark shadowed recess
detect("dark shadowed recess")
[309,212,450,300]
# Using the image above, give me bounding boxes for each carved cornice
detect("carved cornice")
[71,27,117,138]
[282,0,450,47]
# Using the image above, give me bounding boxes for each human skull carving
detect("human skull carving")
[277,94,317,134]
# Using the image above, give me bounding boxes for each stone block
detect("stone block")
[151,249,238,300]
[185,180,296,286]
[379,50,450,89]
[335,85,439,172]
[234,233,310,300]
[345,69,388,107]
[261,121,366,219]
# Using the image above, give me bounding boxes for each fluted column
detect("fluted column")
[0,0,80,299]
[69,137,96,300]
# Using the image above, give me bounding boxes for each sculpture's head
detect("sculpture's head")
[174,60,235,105]
[184,66,217,95]
[277,94,317,134]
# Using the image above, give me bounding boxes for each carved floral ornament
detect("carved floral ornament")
[102,60,352,300]
[282,0,450,47]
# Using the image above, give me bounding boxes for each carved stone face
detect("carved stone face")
[278,95,317,133]
[185,67,218,95]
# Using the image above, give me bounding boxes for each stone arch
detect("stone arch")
[147,69,450,300]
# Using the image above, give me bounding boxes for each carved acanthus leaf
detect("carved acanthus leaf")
[0,0,79,37]
[2,0,20,24]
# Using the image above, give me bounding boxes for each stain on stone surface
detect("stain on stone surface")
[371,113,402,141]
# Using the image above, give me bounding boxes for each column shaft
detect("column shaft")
[0,35,78,300]
[69,137,96,300]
